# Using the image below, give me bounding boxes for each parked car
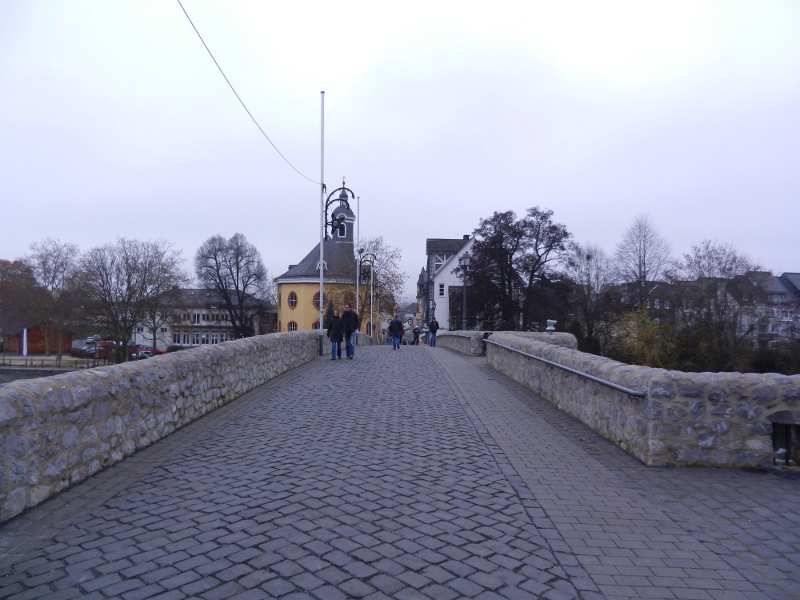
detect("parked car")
[138,346,166,355]
[70,347,97,358]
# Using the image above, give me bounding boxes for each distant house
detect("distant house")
[134,289,274,350]
[742,272,799,349]
[401,302,418,324]
[421,236,474,330]
[631,272,800,350]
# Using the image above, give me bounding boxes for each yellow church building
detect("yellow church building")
[275,198,365,333]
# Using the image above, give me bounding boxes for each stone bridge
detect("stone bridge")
[0,333,798,599]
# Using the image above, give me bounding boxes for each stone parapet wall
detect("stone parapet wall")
[0,332,322,523]
[501,332,578,350]
[437,332,486,356]
[487,333,799,468]
[438,331,579,356]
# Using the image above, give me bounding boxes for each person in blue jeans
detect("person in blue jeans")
[428,318,440,347]
[388,316,404,349]
[327,310,345,360]
[342,304,360,359]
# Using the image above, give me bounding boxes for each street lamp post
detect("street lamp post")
[358,253,377,339]
[375,288,382,343]
[375,281,387,343]
[458,251,471,331]
[356,248,363,317]
[317,180,355,354]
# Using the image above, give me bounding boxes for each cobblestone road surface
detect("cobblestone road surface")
[1,346,798,599]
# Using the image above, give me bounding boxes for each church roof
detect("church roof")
[275,239,355,283]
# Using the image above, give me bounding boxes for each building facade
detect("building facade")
[641,272,800,350]
[134,289,273,350]
[274,202,360,333]
[421,236,474,330]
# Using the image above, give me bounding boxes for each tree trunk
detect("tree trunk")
[117,342,128,364]
[56,328,63,366]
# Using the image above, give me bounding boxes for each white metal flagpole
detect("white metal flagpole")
[319,91,325,352]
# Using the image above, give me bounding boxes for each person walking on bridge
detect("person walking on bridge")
[388,316,404,350]
[428,317,440,347]
[342,304,360,359]
[327,310,345,360]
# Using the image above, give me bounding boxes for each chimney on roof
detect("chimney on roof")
[463,235,470,240]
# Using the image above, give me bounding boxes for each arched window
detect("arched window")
[288,292,298,309]
[337,223,346,238]
[343,292,355,307]
[313,292,324,310]
[288,321,298,331]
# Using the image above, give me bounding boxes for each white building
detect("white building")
[422,236,474,330]
[132,289,272,351]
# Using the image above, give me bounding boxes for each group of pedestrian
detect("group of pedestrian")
[327,307,441,357]
[326,303,360,360]
[387,316,439,349]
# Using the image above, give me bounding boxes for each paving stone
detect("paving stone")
[0,347,797,600]
[432,348,799,600]
[121,584,165,600]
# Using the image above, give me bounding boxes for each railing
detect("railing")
[485,339,646,399]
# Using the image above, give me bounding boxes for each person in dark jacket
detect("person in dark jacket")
[327,310,345,360]
[428,318,440,347]
[342,304,360,359]
[412,325,420,345]
[388,316,404,349]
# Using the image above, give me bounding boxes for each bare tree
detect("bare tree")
[26,239,81,360]
[615,214,671,306]
[195,233,268,339]
[140,287,189,352]
[678,239,757,280]
[671,239,759,371]
[567,243,616,353]
[356,236,406,327]
[79,239,186,363]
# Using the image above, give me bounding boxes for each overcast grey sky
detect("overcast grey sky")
[2,1,799,299]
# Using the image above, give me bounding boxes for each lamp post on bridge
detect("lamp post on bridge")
[374,280,388,343]
[358,252,377,340]
[458,251,471,331]
[318,180,355,353]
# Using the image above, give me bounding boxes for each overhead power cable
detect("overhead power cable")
[176,0,319,184]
